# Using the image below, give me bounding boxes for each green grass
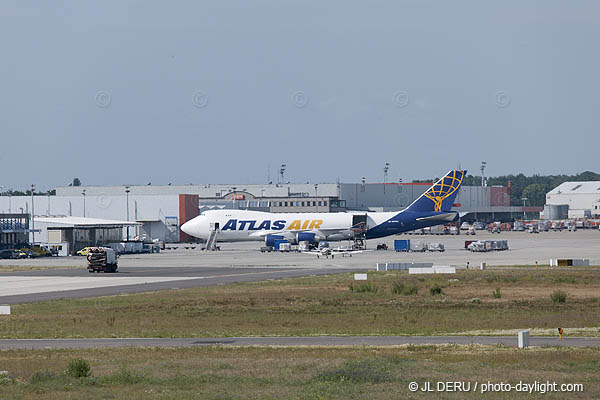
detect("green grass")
[1,269,600,339]
[429,284,443,296]
[0,346,598,399]
[551,290,567,304]
[392,281,419,296]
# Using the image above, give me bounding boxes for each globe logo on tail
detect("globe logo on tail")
[423,170,465,212]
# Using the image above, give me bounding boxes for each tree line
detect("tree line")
[414,171,600,207]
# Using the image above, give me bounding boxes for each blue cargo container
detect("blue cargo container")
[394,239,410,252]
[273,239,289,250]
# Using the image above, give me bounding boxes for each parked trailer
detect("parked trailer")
[464,240,477,250]
[394,239,410,252]
[410,242,427,252]
[427,243,445,252]
[467,240,509,252]
[279,242,292,252]
[273,240,289,251]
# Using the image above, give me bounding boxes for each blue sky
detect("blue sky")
[1,1,599,191]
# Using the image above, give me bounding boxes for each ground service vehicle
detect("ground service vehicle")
[77,247,94,256]
[87,247,118,273]
[0,250,17,259]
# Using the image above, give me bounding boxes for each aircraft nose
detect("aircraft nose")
[181,219,196,236]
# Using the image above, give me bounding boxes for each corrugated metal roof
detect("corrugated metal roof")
[548,181,600,195]
[35,217,141,227]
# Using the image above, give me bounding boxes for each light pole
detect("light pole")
[125,186,130,240]
[279,164,286,184]
[82,189,86,217]
[383,162,390,193]
[314,184,318,212]
[30,184,35,245]
[521,197,528,221]
[480,161,487,187]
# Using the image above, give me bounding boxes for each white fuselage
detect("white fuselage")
[180,209,395,243]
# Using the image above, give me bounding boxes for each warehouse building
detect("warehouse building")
[0,180,526,243]
[34,217,141,256]
[0,213,29,250]
[545,182,600,219]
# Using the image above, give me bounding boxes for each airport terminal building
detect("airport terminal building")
[0,180,527,244]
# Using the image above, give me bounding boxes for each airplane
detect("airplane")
[180,169,466,247]
[302,246,367,258]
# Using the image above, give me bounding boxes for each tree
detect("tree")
[413,171,599,206]
[71,178,81,187]
[522,183,552,207]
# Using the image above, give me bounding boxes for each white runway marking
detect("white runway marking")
[0,269,315,297]
[0,276,202,297]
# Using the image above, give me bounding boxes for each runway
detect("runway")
[1,336,599,349]
[0,266,359,304]
[2,231,600,304]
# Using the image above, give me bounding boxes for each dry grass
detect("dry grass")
[0,346,598,399]
[1,268,599,339]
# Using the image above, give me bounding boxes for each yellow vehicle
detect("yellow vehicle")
[76,247,94,256]
[14,250,28,259]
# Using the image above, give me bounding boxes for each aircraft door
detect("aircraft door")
[351,214,368,236]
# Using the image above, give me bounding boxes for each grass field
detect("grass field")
[1,267,599,339]
[0,345,598,399]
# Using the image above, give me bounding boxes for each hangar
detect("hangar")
[34,217,141,256]
[545,182,600,218]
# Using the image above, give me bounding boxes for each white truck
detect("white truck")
[86,247,118,273]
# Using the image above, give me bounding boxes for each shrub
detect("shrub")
[392,281,404,294]
[320,298,343,306]
[492,288,502,299]
[65,358,92,378]
[551,290,567,304]
[429,285,443,296]
[392,281,419,296]
[316,359,393,383]
[0,371,10,385]
[402,285,419,296]
[471,298,481,304]
[349,282,378,293]
[100,366,146,385]
[30,371,57,384]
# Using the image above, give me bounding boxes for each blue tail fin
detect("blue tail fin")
[406,170,466,213]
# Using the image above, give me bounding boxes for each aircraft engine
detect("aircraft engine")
[265,234,285,247]
[296,232,321,244]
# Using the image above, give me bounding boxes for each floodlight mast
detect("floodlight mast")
[480,161,487,187]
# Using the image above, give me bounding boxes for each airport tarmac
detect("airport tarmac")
[0,266,357,304]
[1,335,598,349]
[1,231,599,304]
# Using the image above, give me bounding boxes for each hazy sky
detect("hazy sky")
[1,1,599,191]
